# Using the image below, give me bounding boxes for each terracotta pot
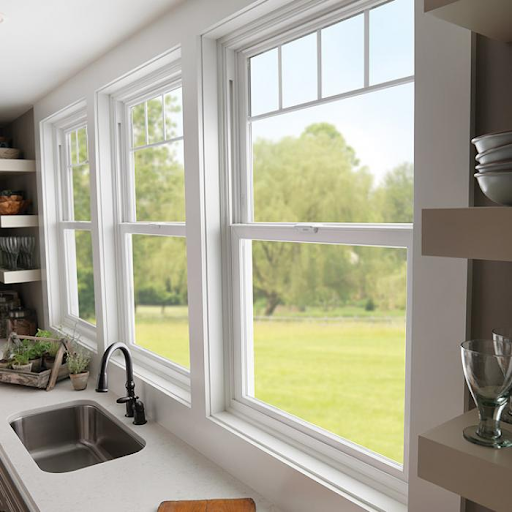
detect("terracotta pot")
[70,371,89,391]
[12,362,32,372]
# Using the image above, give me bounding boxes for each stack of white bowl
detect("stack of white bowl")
[473,130,512,206]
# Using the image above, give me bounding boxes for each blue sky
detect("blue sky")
[249,0,414,185]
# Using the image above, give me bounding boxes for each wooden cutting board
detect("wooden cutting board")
[157,498,255,512]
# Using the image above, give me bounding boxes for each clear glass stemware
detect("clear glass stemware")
[461,339,512,448]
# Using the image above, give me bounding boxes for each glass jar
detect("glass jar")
[8,307,37,336]
[0,292,19,339]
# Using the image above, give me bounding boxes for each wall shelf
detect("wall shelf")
[418,409,512,511]
[0,159,36,175]
[0,215,38,228]
[0,269,41,285]
[425,0,512,42]
[422,207,512,262]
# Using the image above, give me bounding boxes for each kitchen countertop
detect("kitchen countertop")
[0,382,281,512]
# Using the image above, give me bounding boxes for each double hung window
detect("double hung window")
[226,0,413,473]
[114,75,190,374]
[57,119,96,332]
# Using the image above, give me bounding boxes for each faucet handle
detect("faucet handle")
[116,395,138,404]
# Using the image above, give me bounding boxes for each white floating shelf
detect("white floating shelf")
[0,269,41,284]
[0,215,38,228]
[0,159,36,175]
[418,409,512,511]
[422,207,512,262]
[425,0,512,42]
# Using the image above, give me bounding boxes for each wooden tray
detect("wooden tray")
[0,333,72,391]
[158,499,255,512]
[0,363,69,389]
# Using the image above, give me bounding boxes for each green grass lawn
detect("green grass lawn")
[134,305,406,464]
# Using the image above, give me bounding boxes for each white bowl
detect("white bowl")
[475,171,512,206]
[476,142,512,165]
[476,160,512,173]
[472,130,512,153]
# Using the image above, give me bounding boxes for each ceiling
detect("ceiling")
[0,0,184,123]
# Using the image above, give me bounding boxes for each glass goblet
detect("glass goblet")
[461,339,512,448]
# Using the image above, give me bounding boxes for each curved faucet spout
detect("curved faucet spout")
[95,342,145,424]
[96,342,134,393]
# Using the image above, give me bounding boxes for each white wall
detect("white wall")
[33,0,474,510]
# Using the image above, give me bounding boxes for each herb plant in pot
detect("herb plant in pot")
[11,351,31,372]
[68,350,91,391]
[26,340,50,373]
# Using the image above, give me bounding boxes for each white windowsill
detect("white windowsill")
[109,352,192,407]
[51,325,191,406]
[210,410,407,512]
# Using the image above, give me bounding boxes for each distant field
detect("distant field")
[134,305,406,463]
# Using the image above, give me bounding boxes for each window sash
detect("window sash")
[56,120,97,333]
[229,223,412,477]
[224,0,414,483]
[112,77,190,379]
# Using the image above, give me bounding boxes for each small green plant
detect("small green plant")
[45,342,62,358]
[26,340,51,359]
[67,350,91,375]
[11,351,30,366]
[36,328,54,339]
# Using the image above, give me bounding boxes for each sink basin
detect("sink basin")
[10,401,145,473]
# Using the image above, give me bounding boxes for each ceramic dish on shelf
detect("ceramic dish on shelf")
[476,160,512,173]
[472,130,512,154]
[475,171,512,206]
[476,143,512,166]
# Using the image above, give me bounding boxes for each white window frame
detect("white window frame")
[108,59,191,389]
[218,0,413,494]
[52,110,97,342]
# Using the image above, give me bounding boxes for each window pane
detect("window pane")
[131,102,146,148]
[70,130,77,165]
[132,235,189,369]
[73,164,91,221]
[370,0,414,85]
[147,96,164,145]
[250,49,279,116]
[282,33,317,107]
[251,83,414,223]
[249,241,407,463]
[165,88,183,139]
[322,15,364,97]
[134,140,185,222]
[77,127,88,164]
[74,230,95,324]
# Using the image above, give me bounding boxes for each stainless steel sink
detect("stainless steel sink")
[10,401,145,473]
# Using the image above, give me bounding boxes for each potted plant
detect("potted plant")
[11,350,31,372]
[26,340,50,372]
[43,341,62,370]
[67,349,91,391]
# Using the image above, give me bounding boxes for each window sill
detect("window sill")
[209,410,407,512]
[52,325,191,407]
[109,352,191,407]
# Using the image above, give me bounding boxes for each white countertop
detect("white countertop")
[0,382,281,512]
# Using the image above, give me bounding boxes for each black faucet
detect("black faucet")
[96,342,147,425]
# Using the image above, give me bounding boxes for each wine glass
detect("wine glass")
[461,339,512,448]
